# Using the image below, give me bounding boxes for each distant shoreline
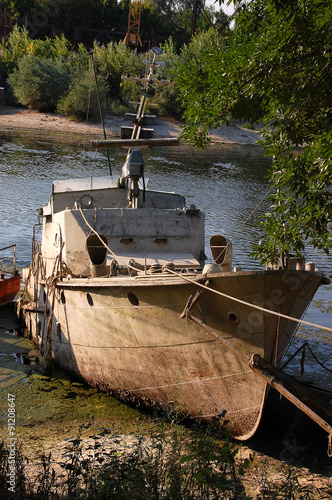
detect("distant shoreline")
[0,106,261,146]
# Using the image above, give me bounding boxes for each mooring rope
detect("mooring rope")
[38,243,64,371]
[169,268,332,333]
[78,206,332,334]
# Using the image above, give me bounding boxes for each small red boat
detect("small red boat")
[0,245,20,306]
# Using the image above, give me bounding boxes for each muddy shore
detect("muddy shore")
[0,107,331,497]
[0,105,261,145]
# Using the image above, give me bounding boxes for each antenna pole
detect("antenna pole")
[91,53,112,176]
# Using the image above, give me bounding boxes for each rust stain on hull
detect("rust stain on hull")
[22,270,322,440]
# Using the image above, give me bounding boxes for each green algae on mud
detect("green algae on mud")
[1,359,162,452]
[1,365,166,461]
[9,371,157,434]
[0,305,33,389]
[0,306,163,451]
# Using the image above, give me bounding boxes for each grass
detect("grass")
[1,418,252,499]
[2,414,330,499]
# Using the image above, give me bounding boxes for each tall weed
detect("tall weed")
[0,420,253,499]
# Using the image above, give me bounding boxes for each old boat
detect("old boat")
[0,245,20,307]
[21,48,331,441]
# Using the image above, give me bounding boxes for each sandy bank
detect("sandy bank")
[0,106,261,145]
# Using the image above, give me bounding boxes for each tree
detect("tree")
[0,0,40,19]
[175,0,332,265]
[8,54,70,111]
[0,25,74,75]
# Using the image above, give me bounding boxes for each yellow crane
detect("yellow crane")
[123,0,142,47]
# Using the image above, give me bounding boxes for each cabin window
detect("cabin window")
[128,292,139,307]
[60,291,66,305]
[119,237,134,244]
[86,293,94,306]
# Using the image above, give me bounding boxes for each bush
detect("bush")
[116,39,182,118]
[93,41,146,103]
[0,26,31,76]
[8,55,70,112]
[109,99,134,116]
[2,28,183,120]
[57,66,109,122]
[151,37,183,118]
[0,26,75,77]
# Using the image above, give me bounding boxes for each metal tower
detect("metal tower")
[123,0,142,47]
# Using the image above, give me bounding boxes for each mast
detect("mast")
[122,46,168,141]
[120,47,170,208]
[93,47,174,209]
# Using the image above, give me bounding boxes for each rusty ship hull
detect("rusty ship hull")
[23,265,322,440]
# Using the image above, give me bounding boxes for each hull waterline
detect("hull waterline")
[23,268,323,440]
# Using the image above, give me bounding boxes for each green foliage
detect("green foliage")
[108,99,134,116]
[0,25,32,75]
[0,417,324,499]
[1,26,180,120]
[2,0,231,47]
[175,27,233,147]
[0,0,39,20]
[175,1,332,264]
[57,66,108,122]
[0,25,75,76]
[148,38,182,117]
[93,41,145,103]
[0,420,253,499]
[252,131,332,264]
[91,41,181,113]
[8,55,70,111]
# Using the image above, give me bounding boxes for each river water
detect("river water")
[1,131,331,385]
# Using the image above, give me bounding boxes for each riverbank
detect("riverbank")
[0,106,261,145]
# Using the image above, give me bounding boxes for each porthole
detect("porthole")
[128,292,139,307]
[86,293,94,306]
[60,291,66,305]
[227,311,239,324]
